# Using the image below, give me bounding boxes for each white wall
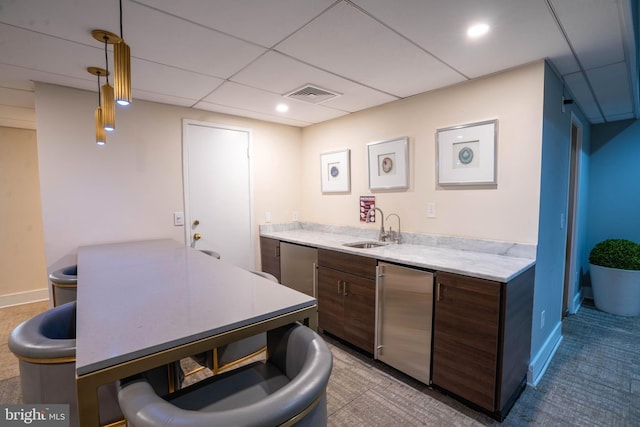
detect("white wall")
[35,83,302,271]
[300,61,545,244]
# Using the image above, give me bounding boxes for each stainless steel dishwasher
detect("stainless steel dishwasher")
[280,242,318,297]
[375,262,434,384]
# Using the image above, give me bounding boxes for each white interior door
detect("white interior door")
[183,120,253,270]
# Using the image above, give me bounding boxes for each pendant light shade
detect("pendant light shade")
[114,40,131,106]
[101,82,115,131]
[95,106,106,145]
[92,29,121,132]
[88,67,108,146]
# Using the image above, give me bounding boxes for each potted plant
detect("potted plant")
[589,238,640,316]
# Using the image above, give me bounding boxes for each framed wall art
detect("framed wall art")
[436,119,497,186]
[320,149,350,193]
[367,137,409,190]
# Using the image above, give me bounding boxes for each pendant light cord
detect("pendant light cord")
[104,37,110,84]
[119,0,124,39]
[97,72,102,107]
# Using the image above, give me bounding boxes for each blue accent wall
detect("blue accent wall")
[588,120,640,250]
[530,62,591,383]
[532,63,571,361]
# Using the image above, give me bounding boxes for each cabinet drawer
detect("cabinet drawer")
[318,249,377,279]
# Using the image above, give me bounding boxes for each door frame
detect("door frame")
[181,119,255,268]
[562,112,583,315]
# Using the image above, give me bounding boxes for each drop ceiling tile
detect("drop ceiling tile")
[0,63,98,98]
[0,24,106,81]
[133,0,336,47]
[0,0,119,43]
[231,51,397,112]
[352,0,579,77]
[549,0,624,69]
[202,81,348,124]
[275,1,465,98]
[131,59,224,100]
[563,72,603,123]
[586,62,633,120]
[194,101,314,128]
[123,2,266,78]
[131,89,201,108]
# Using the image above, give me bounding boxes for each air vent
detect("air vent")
[284,84,341,104]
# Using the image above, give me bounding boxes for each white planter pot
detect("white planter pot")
[589,263,640,316]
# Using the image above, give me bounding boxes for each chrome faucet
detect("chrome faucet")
[367,207,389,242]
[386,213,401,244]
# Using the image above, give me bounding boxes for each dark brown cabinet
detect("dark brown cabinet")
[432,268,535,419]
[317,249,377,354]
[259,237,281,282]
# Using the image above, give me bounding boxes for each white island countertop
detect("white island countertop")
[261,224,536,282]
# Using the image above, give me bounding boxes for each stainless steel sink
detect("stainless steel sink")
[343,241,386,249]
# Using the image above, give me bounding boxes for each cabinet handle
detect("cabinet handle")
[337,280,343,295]
[342,281,348,296]
[436,282,442,302]
[275,246,280,257]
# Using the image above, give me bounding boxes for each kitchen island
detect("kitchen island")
[75,239,316,427]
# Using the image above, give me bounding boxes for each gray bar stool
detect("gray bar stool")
[8,301,123,427]
[119,323,333,427]
[49,264,77,307]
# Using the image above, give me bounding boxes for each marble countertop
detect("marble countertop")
[261,224,536,282]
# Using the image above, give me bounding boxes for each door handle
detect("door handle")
[193,232,202,241]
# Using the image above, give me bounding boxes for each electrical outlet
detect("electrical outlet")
[292,211,299,221]
[265,211,272,223]
[427,202,436,218]
[541,310,546,329]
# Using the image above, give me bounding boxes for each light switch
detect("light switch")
[265,211,272,223]
[173,212,184,226]
[427,202,437,218]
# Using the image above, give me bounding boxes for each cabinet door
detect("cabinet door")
[259,237,280,282]
[342,271,376,354]
[432,271,501,412]
[317,266,345,339]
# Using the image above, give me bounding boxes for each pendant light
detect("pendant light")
[92,30,121,132]
[115,0,132,106]
[87,67,107,146]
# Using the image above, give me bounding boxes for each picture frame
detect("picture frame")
[320,149,350,193]
[367,137,409,190]
[436,119,497,186]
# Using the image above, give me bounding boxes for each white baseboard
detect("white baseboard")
[570,290,583,314]
[527,321,563,387]
[0,288,50,309]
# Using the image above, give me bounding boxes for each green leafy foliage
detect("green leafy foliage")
[589,239,640,270]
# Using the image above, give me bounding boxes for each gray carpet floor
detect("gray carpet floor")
[1,301,638,426]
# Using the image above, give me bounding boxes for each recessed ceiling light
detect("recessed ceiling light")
[467,23,490,39]
[276,103,289,113]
